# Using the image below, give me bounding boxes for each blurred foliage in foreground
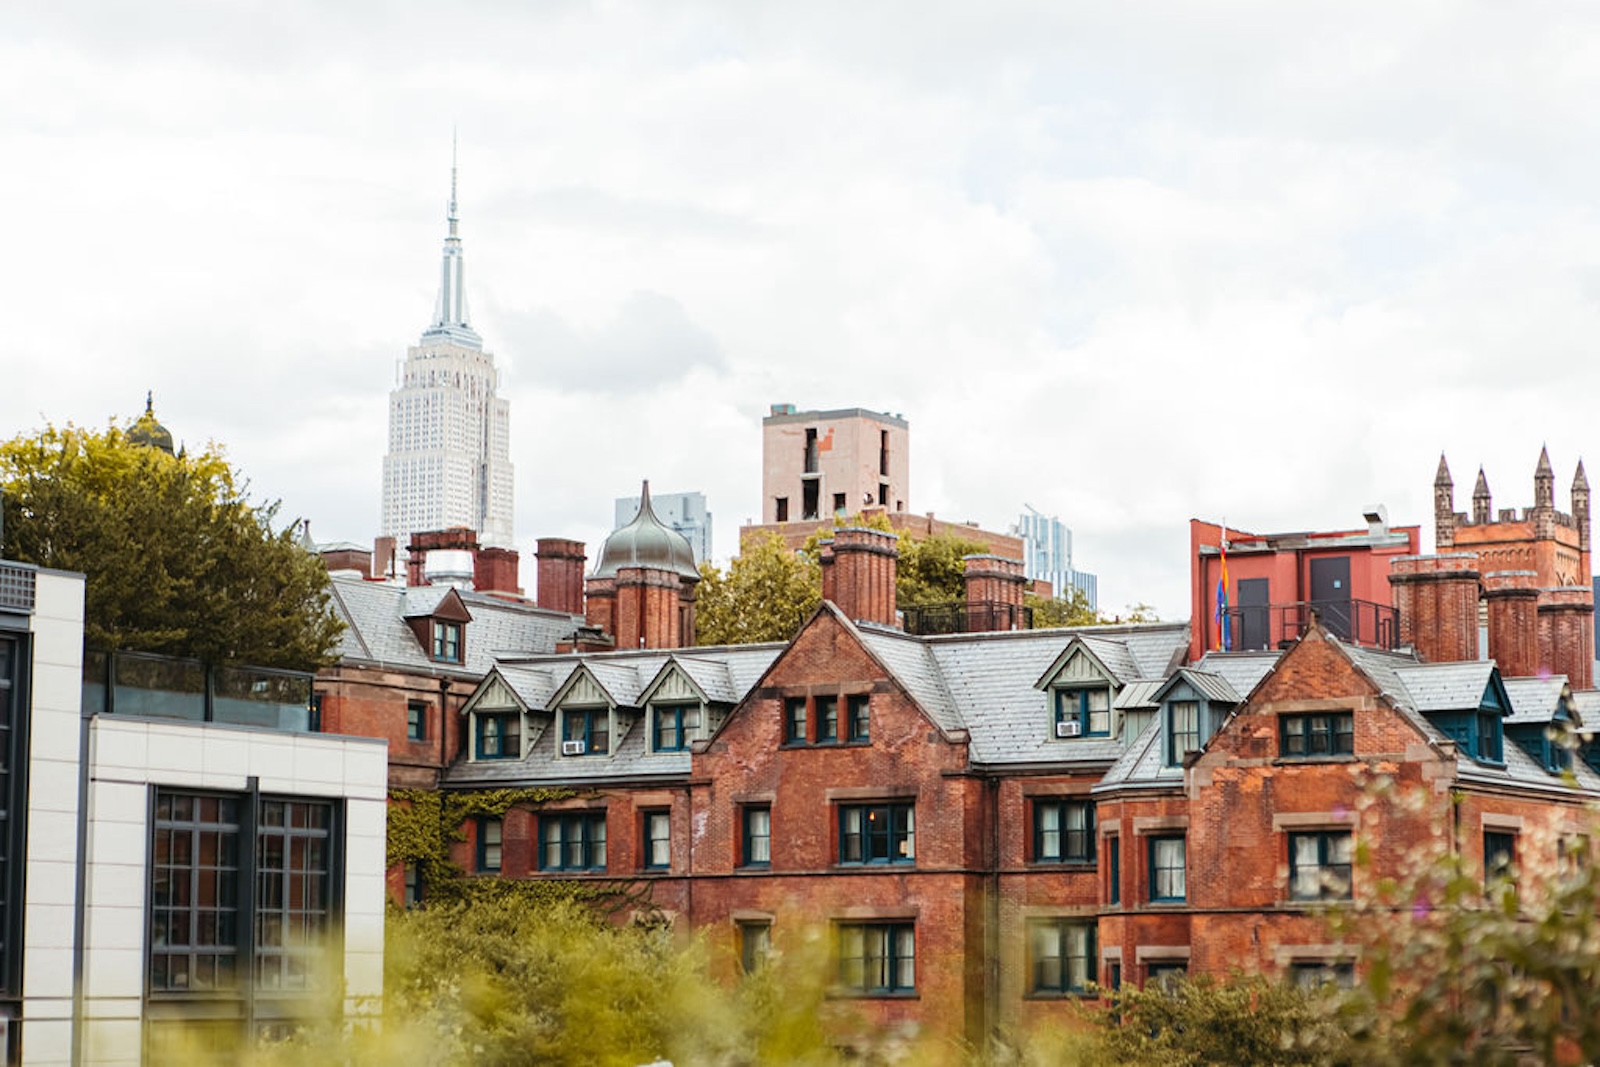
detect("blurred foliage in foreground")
[160,801,1600,1065]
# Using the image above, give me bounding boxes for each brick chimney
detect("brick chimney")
[1483,570,1540,678]
[1389,554,1480,664]
[536,538,587,615]
[406,528,477,587]
[963,554,1027,632]
[1539,586,1595,689]
[821,527,899,626]
[614,566,691,649]
[473,547,522,598]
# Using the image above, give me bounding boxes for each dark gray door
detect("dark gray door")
[1237,578,1270,650]
[1309,557,1352,640]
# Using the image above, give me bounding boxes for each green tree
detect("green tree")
[799,514,987,609]
[1026,587,1105,628]
[696,531,822,645]
[0,419,343,668]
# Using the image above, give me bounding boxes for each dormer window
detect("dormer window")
[1166,701,1200,767]
[475,712,520,760]
[562,708,609,756]
[432,621,462,663]
[1055,687,1111,738]
[652,703,701,752]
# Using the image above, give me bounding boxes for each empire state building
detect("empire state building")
[381,156,514,553]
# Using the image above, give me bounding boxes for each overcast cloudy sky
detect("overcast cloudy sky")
[7,2,1600,620]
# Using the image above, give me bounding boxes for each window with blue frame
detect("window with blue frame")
[1280,712,1354,758]
[539,811,606,871]
[1055,686,1111,737]
[431,620,462,663]
[837,922,915,995]
[847,694,870,742]
[1033,799,1095,864]
[476,817,502,873]
[839,803,915,865]
[783,697,807,745]
[1288,830,1352,901]
[1428,708,1504,765]
[816,695,838,743]
[1149,835,1186,903]
[474,712,520,760]
[652,703,699,752]
[1167,700,1200,766]
[562,708,610,755]
[742,806,771,867]
[1108,834,1120,904]
[643,811,670,869]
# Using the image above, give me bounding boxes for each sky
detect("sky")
[8,1,1600,622]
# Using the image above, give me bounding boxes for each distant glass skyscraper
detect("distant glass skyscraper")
[1014,506,1098,609]
[381,152,514,551]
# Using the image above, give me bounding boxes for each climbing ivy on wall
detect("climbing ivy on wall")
[386,787,647,909]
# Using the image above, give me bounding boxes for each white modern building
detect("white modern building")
[1014,506,1098,609]
[381,153,515,553]
[0,561,386,1065]
[612,490,712,565]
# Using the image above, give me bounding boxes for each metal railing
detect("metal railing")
[901,601,1033,636]
[1218,598,1399,652]
[82,649,317,732]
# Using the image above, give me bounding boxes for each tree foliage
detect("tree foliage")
[696,531,822,645]
[1026,587,1104,628]
[0,419,343,668]
[800,513,989,609]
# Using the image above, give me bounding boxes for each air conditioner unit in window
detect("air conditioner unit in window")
[1056,720,1082,738]
[561,740,587,756]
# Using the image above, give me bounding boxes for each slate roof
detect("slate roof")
[1502,676,1569,725]
[1154,668,1241,706]
[1113,680,1165,711]
[1096,717,1178,791]
[328,577,582,677]
[1392,662,1497,713]
[444,642,784,788]
[1192,651,1281,701]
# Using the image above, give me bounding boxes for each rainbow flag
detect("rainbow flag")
[1214,532,1231,652]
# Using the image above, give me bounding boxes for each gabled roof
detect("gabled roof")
[1192,651,1280,702]
[404,585,472,623]
[1502,676,1571,725]
[1150,667,1241,706]
[328,577,583,677]
[1392,661,1501,714]
[1113,679,1165,711]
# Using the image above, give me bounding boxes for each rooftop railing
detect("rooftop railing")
[900,601,1033,636]
[82,649,317,732]
[1219,598,1399,652]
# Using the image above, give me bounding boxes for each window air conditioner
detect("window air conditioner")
[1056,720,1082,738]
[561,740,587,756]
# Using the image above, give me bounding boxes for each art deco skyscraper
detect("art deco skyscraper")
[381,153,514,553]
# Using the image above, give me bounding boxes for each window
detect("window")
[1288,831,1352,901]
[837,922,915,995]
[1476,712,1504,763]
[775,497,789,522]
[1147,962,1187,989]
[839,803,915,865]
[833,492,846,515]
[406,700,427,742]
[644,811,671,870]
[1280,713,1354,758]
[740,922,772,974]
[1030,919,1097,995]
[817,695,838,743]
[653,703,700,752]
[308,692,323,732]
[847,695,870,742]
[476,817,502,873]
[784,697,806,745]
[1033,799,1095,864]
[539,812,607,872]
[742,807,771,867]
[431,620,462,663]
[1167,700,1200,766]
[1485,830,1517,887]
[1149,835,1186,903]
[474,712,520,760]
[402,864,422,908]
[563,708,610,755]
[1291,961,1355,990]
[150,791,336,998]
[1055,687,1111,737]
[1108,835,1120,904]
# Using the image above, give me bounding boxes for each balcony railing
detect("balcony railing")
[1218,598,1399,652]
[82,649,317,732]
[901,601,1033,636]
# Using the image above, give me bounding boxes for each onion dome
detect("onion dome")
[126,392,175,455]
[592,481,701,581]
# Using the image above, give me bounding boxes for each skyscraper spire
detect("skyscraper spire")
[423,134,482,349]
